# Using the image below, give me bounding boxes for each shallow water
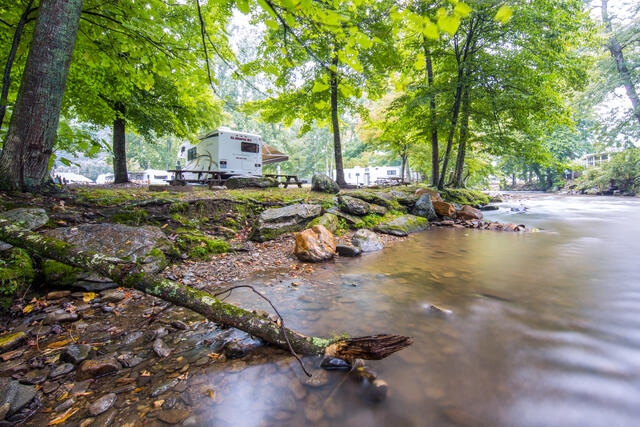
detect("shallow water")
[198,193,640,427]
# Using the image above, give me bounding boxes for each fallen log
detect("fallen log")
[0,219,412,362]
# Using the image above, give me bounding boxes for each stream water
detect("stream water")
[193,193,640,427]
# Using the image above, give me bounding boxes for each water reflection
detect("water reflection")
[204,194,640,426]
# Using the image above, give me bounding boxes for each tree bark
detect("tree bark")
[0,0,35,130]
[113,102,129,183]
[601,0,640,126]
[0,219,412,361]
[453,82,471,187]
[423,42,439,187]
[0,0,83,192]
[330,52,346,187]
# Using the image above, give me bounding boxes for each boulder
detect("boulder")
[338,195,371,216]
[433,201,456,218]
[335,244,362,257]
[308,213,340,233]
[294,225,336,262]
[311,173,340,194]
[375,215,430,236]
[44,224,173,274]
[415,188,443,202]
[0,208,49,250]
[250,203,323,242]
[411,194,438,221]
[457,205,483,220]
[225,176,278,189]
[351,229,384,252]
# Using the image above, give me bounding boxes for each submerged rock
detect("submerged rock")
[351,229,384,252]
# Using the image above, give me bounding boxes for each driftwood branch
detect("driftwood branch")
[0,219,412,361]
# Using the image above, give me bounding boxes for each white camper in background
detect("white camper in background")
[177,129,263,180]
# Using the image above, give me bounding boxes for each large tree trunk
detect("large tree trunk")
[113,102,129,183]
[0,0,35,130]
[423,42,439,187]
[453,84,471,187]
[0,0,83,192]
[330,53,346,187]
[601,0,640,126]
[0,219,412,362]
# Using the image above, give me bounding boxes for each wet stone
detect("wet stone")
[153,338,172,358]
[116,352,144,368]
[49,363,75,379]
[88,392,117,416]
[53,398,75,413]
[40,381,60,395]
[121,331,145,346]
[0,349,24,362]
[20,369,48,385]
[150,378,180,397]
[46,290,71,300]
[92,407,117,426]
[170,320,188,330]
[157,408,190,425]
[0,380,37,418]
[60,344,92,364]
[0,331,27,353]
[100,289,126,303]
[76,357,120,381]
[46,311,79,324]
[303,369,330,388]
[161,396,177,409]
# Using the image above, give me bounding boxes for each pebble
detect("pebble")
[157,408,190,425]
[76,357,120,381]
[49,363,75,379]
[153,338,172,358]
[88,392,117,416]
[150,378,180,397]
[60,344,92,364]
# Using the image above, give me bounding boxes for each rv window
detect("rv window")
[241,142,259,153]
[187,147,197,161]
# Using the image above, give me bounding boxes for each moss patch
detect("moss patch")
[441,188,490,206]
[174,230,230,260]
[0,248,35,311]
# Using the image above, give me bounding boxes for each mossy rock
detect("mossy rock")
[41,259,83,287]
[374,215,430,236]
[0,248,35,311]
[441,188,490,207]
[174,230,230,259]
[308,213,340,234]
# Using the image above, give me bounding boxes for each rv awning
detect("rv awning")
[262,143,289,164]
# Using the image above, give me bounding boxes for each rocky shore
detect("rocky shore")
[0,181,523,425]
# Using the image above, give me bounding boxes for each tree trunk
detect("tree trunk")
[0,0,35,130]
[0,0,83,192]
[113,102,129,184]
[0,219,412,361]
[423,42,439,187]
[453,84,471,187]
[601,0,640,126]
[330,53,346,187]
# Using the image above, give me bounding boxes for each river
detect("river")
[201,193,640,427]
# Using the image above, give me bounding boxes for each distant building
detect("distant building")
[339,165,409,186]
[579,152,611,168]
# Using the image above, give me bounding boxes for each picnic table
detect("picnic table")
[263,174,303,188]
[167,169,230,188]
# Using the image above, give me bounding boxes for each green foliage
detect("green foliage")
[577,148,640,194]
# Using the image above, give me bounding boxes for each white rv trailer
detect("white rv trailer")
[176,129,263,181]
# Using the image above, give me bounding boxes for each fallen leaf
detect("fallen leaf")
[82,292,97,302]
[22,304,34,314]
[47,407,79,425]
[47,339,72,349]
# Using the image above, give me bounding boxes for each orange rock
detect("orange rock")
[433,201,456,217]
[456,205,483,220]
[294,225,336,262]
